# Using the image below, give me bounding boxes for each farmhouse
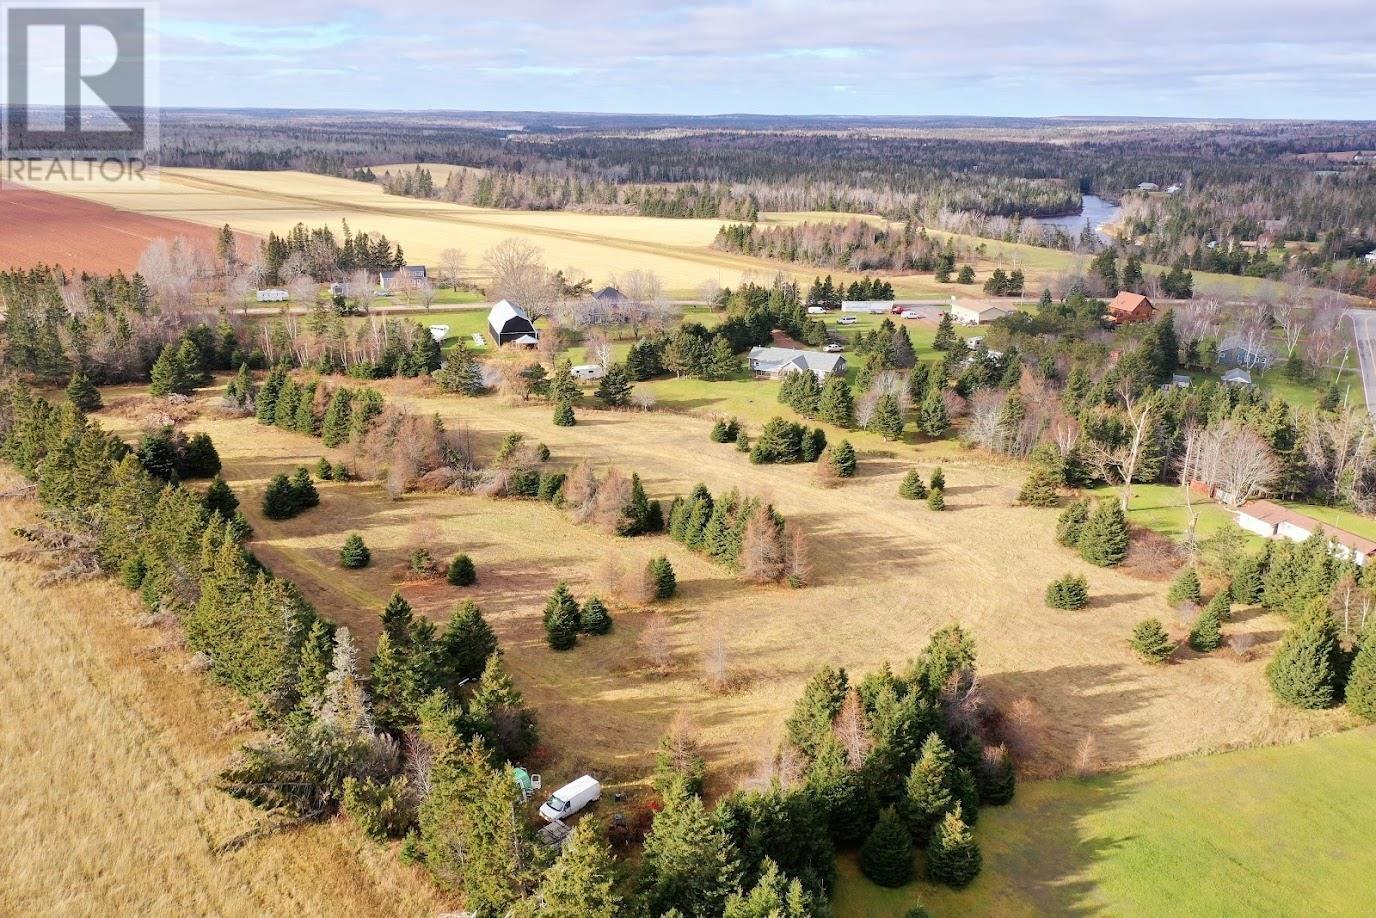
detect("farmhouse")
[256,288,288,303]
[1106,292,1155,324]
[747,346,846,380]
[951,302,1013,325]
[593,285,624,303]
[1235,500,1376,566]
[1217,334,1276,369]
[378,265,428,290]
[488,299,540,347]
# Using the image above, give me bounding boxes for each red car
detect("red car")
[890,304,905,315]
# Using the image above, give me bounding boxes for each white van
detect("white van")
[538,775,601,822]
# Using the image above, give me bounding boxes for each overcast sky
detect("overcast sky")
[149,0,1376,118]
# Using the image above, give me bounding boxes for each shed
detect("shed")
[488,300,539,347]
[1221,368,1253,386]
[951,302,1012,325]
[256,288,289,303]
[841,301,891,314]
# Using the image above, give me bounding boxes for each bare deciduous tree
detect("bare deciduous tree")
[1086,384,1158,510]
[1183,420,1280,511]
[638,615,672,675]
[439,247,465,289]
[832,690,871,767]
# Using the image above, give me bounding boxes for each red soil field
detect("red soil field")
[0,186,253,274]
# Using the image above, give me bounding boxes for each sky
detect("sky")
[142,0,1376,118]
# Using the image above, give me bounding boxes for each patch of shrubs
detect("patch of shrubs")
[262,466,320,520]
[543,582,614,650]
[709,416,740,443]
[750,416,827,464]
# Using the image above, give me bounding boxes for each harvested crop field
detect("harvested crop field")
[93,379,1348,793]
[0,470,451,917]
[0,185,250,274]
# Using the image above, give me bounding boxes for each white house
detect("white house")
[1236,501,1376,566]
[747,346,846,380]
[256,288,289,303]
[951,302,1012,325]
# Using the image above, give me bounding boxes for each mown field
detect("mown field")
[833,726,1376,917]
[0,473,453,917]
[18,167,1299,300]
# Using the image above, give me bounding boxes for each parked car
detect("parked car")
[539,775,602,822]
[837,316,858,326]
[901,310,920,319]
[807,305,826,314]
[823,343,844,353]
[890,304,906,314]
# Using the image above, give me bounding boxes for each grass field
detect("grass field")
[16,167,1309,301]
[832,726,1376,917]
[0,472,453,916]
[91,378,1349,794]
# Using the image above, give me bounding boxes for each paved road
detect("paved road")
[1346,309,1376,415]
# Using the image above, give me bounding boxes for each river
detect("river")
[1036,194,1122,244]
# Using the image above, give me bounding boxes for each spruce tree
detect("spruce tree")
[817,376,854,428]
[976,745,1016,805]
[648,556,677,600]
[340,533,371,568]
[1187,603,1224,652]
[553,399,576,427]
[1266,597,1341,709]
[447,553,476,586]
[870,392,905,440]
[1056,497,1092,547]
[1045,573,1089,610]
[544,582,581,650]
[858,807,915,888]
[932,313,958,351]
[1016,465,1061,507]
[320,387,354,447]
[918,386,950,437]
[255,365,287,424]
[1078,500,1129,567]
[437,600,497,684]
[290,466,319,509]
[596,364,633,407]
[149,343,192,396]
[927,487,945,511]
[1346,627,1376,722]
[579,596,613,635]
[202,475,239,518]
[638,789,741,918]
[522,818,623,918]
[262,473,299,519]
[829,440,857,478]
[785,665,849,759]
[929,467,946,492]
[1130,618,1175,663]
[66,370,102,411]
[926,805,981,888]
[902,733,956,839]
[1167,567,1203,606]
[899,469,927,500]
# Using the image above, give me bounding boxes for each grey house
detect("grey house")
[1217,334,1275,369]
[748,346,847,380]
[488,299,539,347]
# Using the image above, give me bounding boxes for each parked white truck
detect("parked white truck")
[538,775,601,822]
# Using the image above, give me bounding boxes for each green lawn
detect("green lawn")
[832,727,1376,917]
[1087,483,1248,543]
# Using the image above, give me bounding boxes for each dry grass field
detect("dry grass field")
[91,378,1349,798]
[0,471,453,916]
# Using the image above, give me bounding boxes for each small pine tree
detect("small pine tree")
[553,399,576,427]
[648,556,677,600]
[926,806,982,888]
[1078,500,1129,567]
[290,466,319,509]
[579,596,613,635]
[1346,629,1376,722]
[899,469,927,500]
[1187,604,1224,652]
[447,554,476,586]
[1130,618,1175,663]
[202,475,239,518]
[1167,567,1203,606]
[315,456,334,480]
[340,533,371,568]
[709,418,732,443]
[929,467,945,492]
[1016,466,1061,507]
[262,473,299,520]
[1045,573,1089,610]
[927,487,945,511]
[66,370,102,411]
[976,745,1016,806]
[1266,598,1341,709]
[858,808,915,888]
[735,433,751,453]
[918,386,950,437]
[544,583,581,651]
[830,440,857,478]
[1056,497,1092,546]
[595,364,633,407]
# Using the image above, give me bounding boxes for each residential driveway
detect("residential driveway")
[1346,309,1376,415]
